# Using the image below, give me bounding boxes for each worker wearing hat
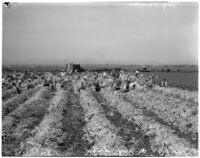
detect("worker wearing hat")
[135,70,139,77]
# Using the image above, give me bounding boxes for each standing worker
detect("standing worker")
[51,75,57,90]
[17,79,22,88]
[135,70,139,78]
[15,84,22,94]
[162,78,168,87]
[124,78,131,92]
[94,80,101,92]
[146,76,153,89]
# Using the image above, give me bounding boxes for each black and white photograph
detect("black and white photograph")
[1,1,199,157]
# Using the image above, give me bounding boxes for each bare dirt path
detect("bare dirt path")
[59,80,92,156]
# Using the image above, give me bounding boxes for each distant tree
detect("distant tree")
[177,69,181,72]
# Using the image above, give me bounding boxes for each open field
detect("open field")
[2,70,198,156]
[141,72,198,91]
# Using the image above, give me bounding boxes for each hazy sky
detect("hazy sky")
[3,3,198,65]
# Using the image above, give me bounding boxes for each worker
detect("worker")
[15,84,22,94]
[135,70,139,77]
[60,70,65,78]
[27,79,34,90]
[51,76,57,90]
[94,80,101,92]
[18,79,22,88]
[129,81,136,90]
[78,78,87,92]
[2,134,6,143]
[111,68,115,77]
[162,78,168,87]
[124,79,131,92]
[113,79,121,90]
[43,78,49,87]
[61,78,68,89]
[146,76,153,89]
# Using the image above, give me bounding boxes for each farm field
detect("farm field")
[141,72,198,91]
[2,71,198,156]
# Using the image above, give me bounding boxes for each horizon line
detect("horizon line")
[2,64,198,66]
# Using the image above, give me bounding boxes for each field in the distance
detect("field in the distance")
[3,64,198,91]
[141,72,198,91]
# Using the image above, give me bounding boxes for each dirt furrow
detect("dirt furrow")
[121,94,198,148]
[22,86,65,156]
[2,87,56,156]
[92,91,160,156]
[22,81,92,156]
[59,80,91,156]
[80,90,131,156]
[2,85,42,118]
[2,79,42,102]
[117,88,198,147]
[100,88,198,156]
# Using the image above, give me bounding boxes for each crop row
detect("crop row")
[2,87,56,156]
[23,81,90,156]
[80,90,130,156]
[2,85,42,118]
[101,89,198,156]
[120,88,198,137]
[153,85,198,103]
[2,79,43,101]
[2,89,16,102]
[22,88,65,156]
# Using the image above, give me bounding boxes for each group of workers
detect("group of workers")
[3,68,168,95]
[13,78,35,94]
[43,75,57,90]
[41,68,168,93]
[2,71,36,94]
[69,69,168,93]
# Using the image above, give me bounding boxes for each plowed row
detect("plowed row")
[2,80,198,156]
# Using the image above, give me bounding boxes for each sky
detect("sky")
[2,2,198,65]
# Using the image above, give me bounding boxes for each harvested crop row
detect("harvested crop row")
[120,88,198,137]
[101,88,198,156]
[91,91,161,156]
[80,90,130,156]
[59,80,91,156]
[22,87,65,156]
[153,85,198,103]
[2,79,42,102]
[2,88,16,102]
[2,85,42,118]
[23,81,90,156]
[2,87,56,156]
